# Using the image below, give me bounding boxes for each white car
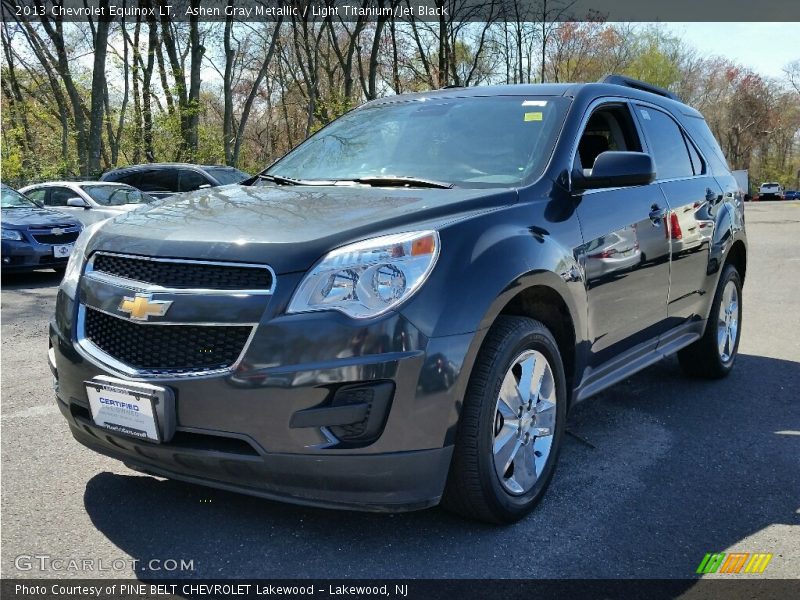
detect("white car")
[758,182,784,200]
[19,181,155,226]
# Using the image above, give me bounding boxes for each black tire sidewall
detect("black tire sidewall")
[475,323,567,521]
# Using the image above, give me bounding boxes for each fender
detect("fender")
[699,194,747,322]
[399,197,589,438]
[400,199,587,343]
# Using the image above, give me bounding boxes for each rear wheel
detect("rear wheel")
[442,316,566,523]
[678,264,742,378]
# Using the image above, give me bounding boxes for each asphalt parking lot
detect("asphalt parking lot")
[1,201,798,581]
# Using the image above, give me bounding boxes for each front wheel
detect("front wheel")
[442,316,567,523]
[678,264,742,378]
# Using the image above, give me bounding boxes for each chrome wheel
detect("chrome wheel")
[493,349,557,495]
[717,280,739,363]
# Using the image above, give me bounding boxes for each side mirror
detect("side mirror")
[67,197,90,208]
[575,151,656,190]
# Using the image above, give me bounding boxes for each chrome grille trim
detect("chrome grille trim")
[88,251,277,295]
[75,252,272,378]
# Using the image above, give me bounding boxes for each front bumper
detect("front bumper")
[51,284,475,511]
[2,239,70,271]
[57,395,452,511]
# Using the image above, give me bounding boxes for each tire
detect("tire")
[678,264,742,379]
[442,316,567,524]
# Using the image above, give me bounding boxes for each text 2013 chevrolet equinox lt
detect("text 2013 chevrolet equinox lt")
[50,76,746,523]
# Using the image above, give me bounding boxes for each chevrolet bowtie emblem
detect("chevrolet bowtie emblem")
[118,293,173,321]
[51,228,64,235]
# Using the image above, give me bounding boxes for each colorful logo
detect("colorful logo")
[696,552,773,574]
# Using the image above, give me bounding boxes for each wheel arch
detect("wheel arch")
[496,284,578,398]
[725,239,747,282]
[461,270,584,409]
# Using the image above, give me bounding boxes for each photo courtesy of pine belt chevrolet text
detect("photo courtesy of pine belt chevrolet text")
[49,75,747,524]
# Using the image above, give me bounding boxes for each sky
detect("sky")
[665,22,799,79]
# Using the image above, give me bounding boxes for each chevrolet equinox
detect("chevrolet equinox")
[50,75,747,523]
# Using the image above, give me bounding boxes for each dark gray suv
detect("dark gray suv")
[50,76,746,523]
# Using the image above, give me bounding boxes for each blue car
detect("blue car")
[1,184,83,273]
[784,190,799,200]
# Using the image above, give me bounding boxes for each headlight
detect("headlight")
[60,221,103,299]
[2,228,23,241]
[287,230,440,319]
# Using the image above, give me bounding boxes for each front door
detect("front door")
[574,102,672,367]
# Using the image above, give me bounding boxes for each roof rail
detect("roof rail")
[599,74,681,102]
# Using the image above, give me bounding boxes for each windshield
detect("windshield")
[80,185,153,206]
[1,186,39,208]
[206,167,250,185]
[267,96,569,188]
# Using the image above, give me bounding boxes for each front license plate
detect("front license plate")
[52,244,73,258]
[86,378,163,442]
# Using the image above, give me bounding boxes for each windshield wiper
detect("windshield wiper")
[347,176,455,189]
[258,173,455,189]
[257,174,331,186]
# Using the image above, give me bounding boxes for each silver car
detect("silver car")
[19,182,155,226]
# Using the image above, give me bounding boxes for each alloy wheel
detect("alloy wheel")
[492,350,557,495]
[717,280,739,363]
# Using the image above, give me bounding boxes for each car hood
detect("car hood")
[89,184,518,273]
[2,207,81,229]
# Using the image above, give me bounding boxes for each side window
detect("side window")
[25,188,46,204]
[47,187,76,207]
[137,169,178,193]
[682,116,730,174]
[575,104,643,173]
[685,135,705,176]
[114,172,140,187]
[636,106,693,180]
[179,169,210,192]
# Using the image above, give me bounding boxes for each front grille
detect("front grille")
[84,308,252,373]
[92,253,272,290]
[32,231,80,244]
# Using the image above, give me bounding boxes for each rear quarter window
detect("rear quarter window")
[682,116,730,175]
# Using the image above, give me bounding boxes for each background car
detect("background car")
[19,182,154,226]
[1,184,82,273]
[783,189,799,200]
[758,182,784,200]
[99,163,251,199]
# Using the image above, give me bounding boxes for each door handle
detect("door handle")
[649,205,667,225]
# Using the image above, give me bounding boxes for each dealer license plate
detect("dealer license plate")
[52,244,73,258]
[86,377,165,442]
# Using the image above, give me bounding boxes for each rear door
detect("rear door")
[633,104,721,327]
[574,100,672,367]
